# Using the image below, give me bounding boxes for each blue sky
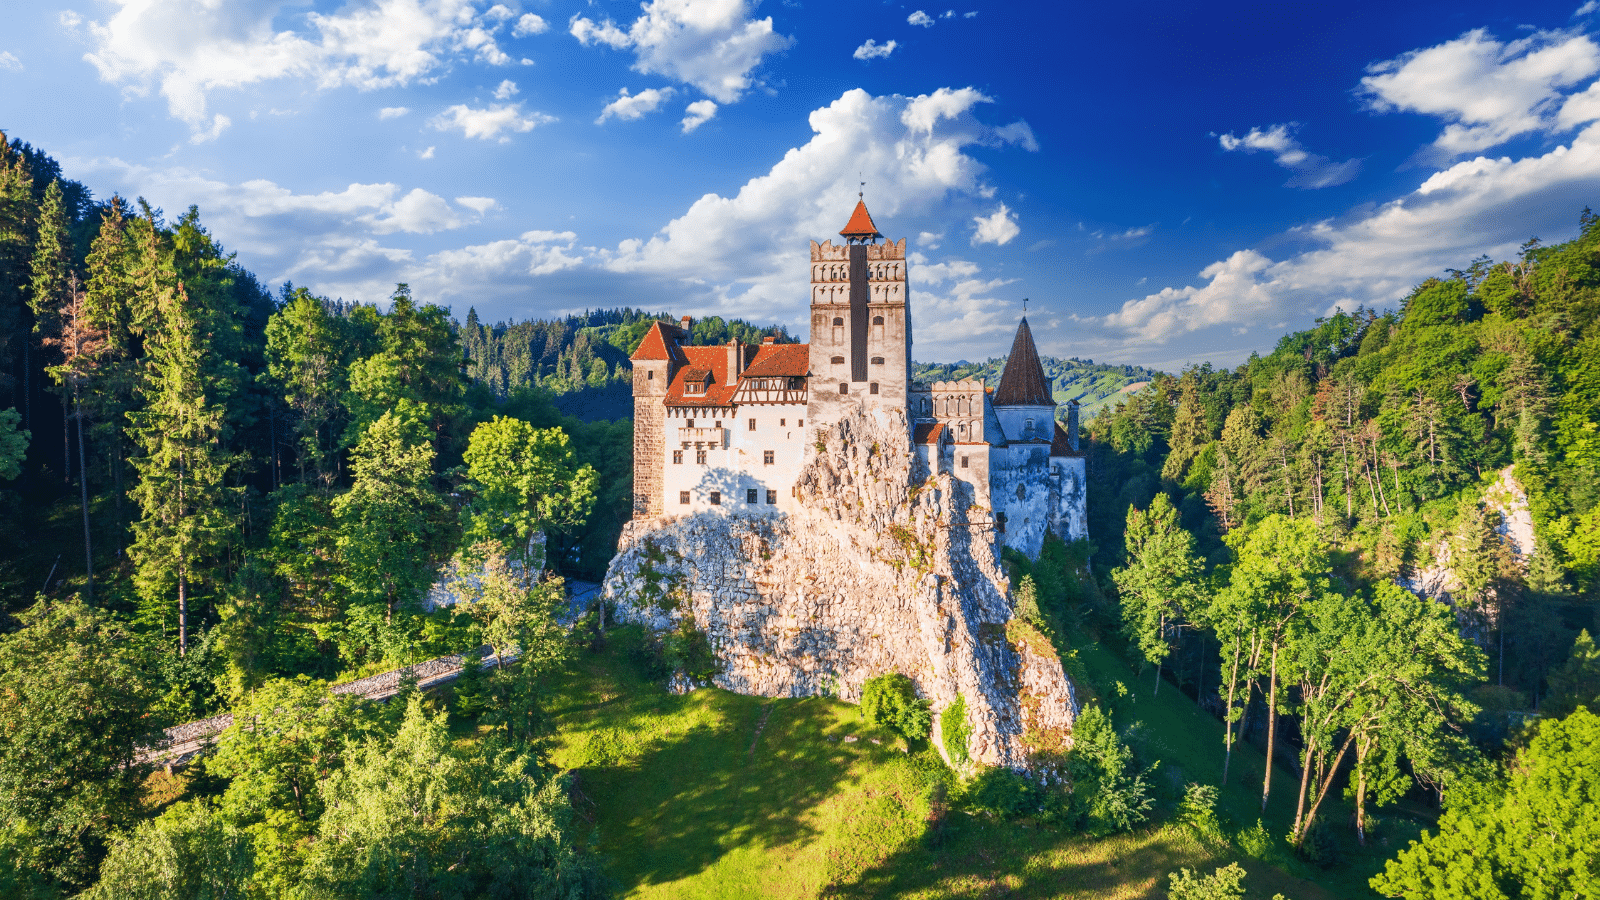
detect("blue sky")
[4,0,1600,369]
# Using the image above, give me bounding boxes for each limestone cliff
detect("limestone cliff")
[1404,465,1538,603]
[601,406,1078,769]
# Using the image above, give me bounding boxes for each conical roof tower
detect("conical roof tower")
[993,317,1053,407]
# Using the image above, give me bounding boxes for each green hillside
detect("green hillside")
[913,357,1161,422]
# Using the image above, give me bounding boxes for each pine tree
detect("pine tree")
[0,134,36,418]
[44,275,108,601]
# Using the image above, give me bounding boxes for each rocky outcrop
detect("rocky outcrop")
[1404,465,1536,603]
[601,406,1078,769]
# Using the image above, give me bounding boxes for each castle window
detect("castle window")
[1025,417,1035,435]
[764,450,774,465]
[871,356,884,365]
[687,420,694,428]
[710,491,721,506]
[715,421,722,429]
[686,382,704,395]
[766,490,777,504]
[872,315,884,325]
[647,370,654,380]
[679,491,690,505]
[748,418,756,431]
[696,450,707,464]
[1017,483,1026,501]
[779,418,786,426]
[747,489,758,504]
[996,512,1007,534]
[831,356,844,365]
[961,455,969,469]
[870,383,879,395]
[839,383,848,394]
[832,317,844,326]
[672,450,683,464]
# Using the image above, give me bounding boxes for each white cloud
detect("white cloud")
[493,79,518,99]
[72,0,524,136]
[1577,1,1599,16]
[596,86,675,124]
[853,39,896,61]
[568,0,792,104]
[378,105,410,119]
[681,98,718,132]
[1217,123,1361,188]
[189,113,231,143]
[1360,28,1600,159]
[512,13,547,36]
[918,230,943,249]
[0,51,21,71]
[908,10,934,27]
[1091,120,1600,359]
[429,102,554,140]
[971,203,1019,245]
[419,145,435,159]
[455,196,497,214]
[964,10,978,17]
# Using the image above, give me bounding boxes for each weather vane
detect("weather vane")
[859,173,864,200]
[1023,297,1029,314]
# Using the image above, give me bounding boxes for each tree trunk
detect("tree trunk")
[178,554,188,656]
[1292,732,1316,842]
[1222,637,1242,785]
[75,396,93,603]
[1299,733,1355,843]
[1355,736,1370,846]
[1262,641,1279,813]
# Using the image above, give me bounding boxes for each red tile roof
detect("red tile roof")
[1052,422,1081,456]
[740,343,810,378]
[839,200,882,240]
[914,422,947,445]
[665,346,740,407]
[993,317,1054,407]
[631,320,687,363]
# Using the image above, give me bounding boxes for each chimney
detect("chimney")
[1067,400,1080,451]
[728,339,745,379]
[680,315,692,334]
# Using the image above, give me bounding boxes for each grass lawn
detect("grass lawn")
[544,627,1401,899]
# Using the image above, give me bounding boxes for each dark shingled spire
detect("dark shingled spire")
[993,317,1053,406]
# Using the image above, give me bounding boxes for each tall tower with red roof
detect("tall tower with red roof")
[806,198,912,428]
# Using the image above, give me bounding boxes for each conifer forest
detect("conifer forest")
[0,130,1597,900]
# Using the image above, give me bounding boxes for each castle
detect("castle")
[628,200,1087,559]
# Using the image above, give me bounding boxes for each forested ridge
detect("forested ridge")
[1080,211,1600,896]
[913,356,1161,420]
[0,124,1597,900]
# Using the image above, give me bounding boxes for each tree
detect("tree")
[1113,493,1204,695]
[342,284,462,446]
[45,275,109,600]
[332,411,449,660]
[208,677,382,895]
[28,180,70,447]
[1167,863,1246,900]
[1371,708,1600,899]
[127,255,236,653]
[1544,629,1600,718]
[84,799,253,900]
[1221,515,1332,811]
[461,416,599,563]
[264,289,349,486]
[0,135,35,418]
[0,600,161,887]
[298,696,606,899]
[860,672,933,740]
[0,406,25,480]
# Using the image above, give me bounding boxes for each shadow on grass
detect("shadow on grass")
[548,626,875,892]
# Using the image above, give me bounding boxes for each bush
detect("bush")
[1176,782,1223,840]
[860,673,933,740]
[941,693,971,767]
[662,615,720,686]
[1065,705,1153,835]
[960,767,1042,819]
[1166,863,1246,900]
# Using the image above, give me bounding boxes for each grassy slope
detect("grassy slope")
[545,628,1374,900]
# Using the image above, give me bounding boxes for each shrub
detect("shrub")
[662,615,720,686]
[1176,782,1223,840]
[1065,705,1153,835]
[861,673,933,739]
[940,693,971,767]
[960,767,1042,819]
[1166,863,1246,900]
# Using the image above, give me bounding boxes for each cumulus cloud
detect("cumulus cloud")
[853,39,896,60]
[971,203,1019,245]
[419,145,435,159]
[908,10,934,27]
[569,0,792,103]
[189,113,231,143]
[378,105,410,118]
[493,79,518,99]
[596,86,675,124]
[681,98,718,132]
[429,102,555,140]
[70,0,524,136]
[1217,123,1361,188]
[512,13,547,36]
[1360,28,1600,160]
[0,51,21,71]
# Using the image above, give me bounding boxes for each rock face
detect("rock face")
[1404,465,1537,603]
[602,406,1079,769]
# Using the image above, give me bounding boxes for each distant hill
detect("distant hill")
[912,357,1162,421]
[463,309,1159,422]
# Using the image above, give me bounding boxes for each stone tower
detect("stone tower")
[629,318,687,517]
[806,200,912,431]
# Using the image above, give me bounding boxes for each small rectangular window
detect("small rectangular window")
[715,421,722,429]
[679,491,690,505]
[961,455,969,469]
[839,383,848,394]
[798,419,803,427]
[766,490,777,504]
[763,450,774,465]
[779,418,785,426]
[709,491,721,506]
[747,488,758,504]
[869,383,879,395]
[871,356,884,365]
[687,419,695,428]
[696,450,707,464]
[648,370,654,380]
[673,450,683,464]
[748,418,756,431]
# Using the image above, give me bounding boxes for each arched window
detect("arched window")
[872,315,884,325]
[839,383,849,394]
[1025,417,1035,436]
[832,317,844,326]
